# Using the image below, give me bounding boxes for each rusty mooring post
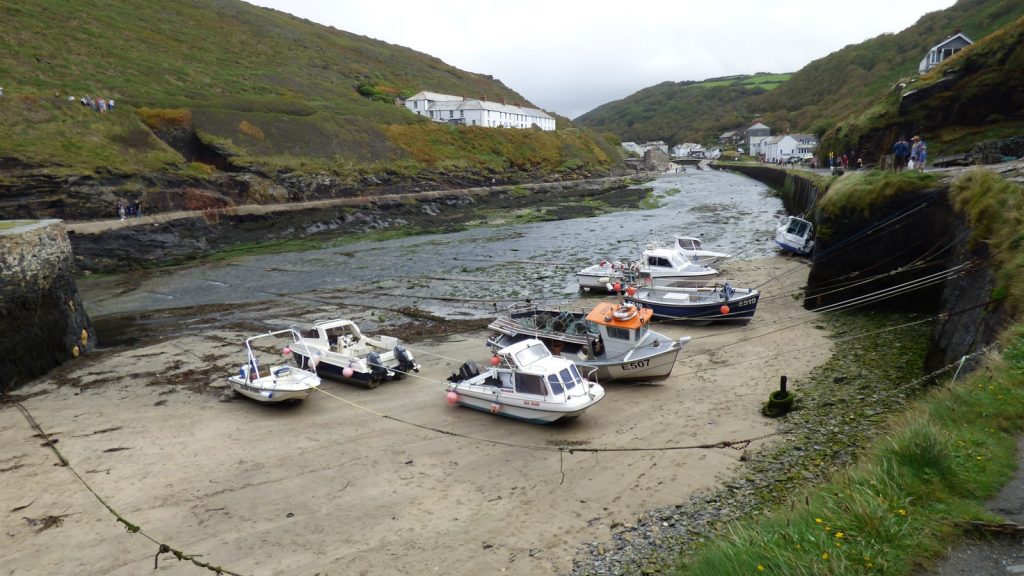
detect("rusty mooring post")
[780,375,788,393]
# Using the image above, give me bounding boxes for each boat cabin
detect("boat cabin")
[307,319,398,353]
[490,340,589,396]
[642,247,693,271]
[585,301,653,350]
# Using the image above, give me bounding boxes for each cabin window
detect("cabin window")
[515,373,546,396]
[548,374,564,395]
[559,368,577,391]
[606,326,631,341]
[648,256,672,268]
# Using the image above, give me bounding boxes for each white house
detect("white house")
[747,122,771,157]
[404,91,555,131]
[918,32,973,74]
[760,134,818,162]
[621,142,645,155]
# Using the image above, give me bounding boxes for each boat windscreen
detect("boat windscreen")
[514,342,550,366]
[547,374,564,395]
[559,368,577,391]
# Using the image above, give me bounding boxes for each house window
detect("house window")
[449,110,454,118]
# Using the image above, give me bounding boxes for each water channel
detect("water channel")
[81,169,786,321]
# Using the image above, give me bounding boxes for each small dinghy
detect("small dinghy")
[227,329,321,403]
[290,319,419,389]
[576,260,633,293]
[445,338,605,424]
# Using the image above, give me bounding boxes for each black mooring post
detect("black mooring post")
[780,375,788,393]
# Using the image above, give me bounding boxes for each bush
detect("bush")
[138,108,192,131]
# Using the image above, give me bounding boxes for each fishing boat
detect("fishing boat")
[290,319,419,388]
[775,215,815,256]
[576,260,633,293]
[624,281,760,323]
[636,246,719,285]
[669,235,731,266]
[486,301,690,383]
[227,329,321,403]
[445,338,605,424]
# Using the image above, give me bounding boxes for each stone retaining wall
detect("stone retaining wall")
[0,220,93,391]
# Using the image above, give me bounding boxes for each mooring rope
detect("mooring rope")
[10,401,245,576]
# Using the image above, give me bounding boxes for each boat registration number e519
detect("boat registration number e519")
[621,359,650,370]
[736,297,756,307]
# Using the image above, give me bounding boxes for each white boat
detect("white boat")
[669,235,731,266]
[576,260,633,293]
[290,319,419,388]
[227,329,321,403]
[636,246,719,285]
[487,301,690,383]
[775,215,815,256]
[445,338,605,424]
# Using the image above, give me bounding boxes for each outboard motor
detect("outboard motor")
[448,360,480,383]
[367,351,389,379]
[394,345,418,373]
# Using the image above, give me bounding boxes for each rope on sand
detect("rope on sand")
[10,400,246,576]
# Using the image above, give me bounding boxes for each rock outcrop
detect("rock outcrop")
[0,220,93,392]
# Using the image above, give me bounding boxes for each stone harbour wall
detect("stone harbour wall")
[0,220,93,392]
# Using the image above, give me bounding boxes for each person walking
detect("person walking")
[892,137,910,172]
[911,136,927,172]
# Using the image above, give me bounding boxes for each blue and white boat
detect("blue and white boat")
[445,338,605,424]
[625,281,760,324]
[775,215,815,256]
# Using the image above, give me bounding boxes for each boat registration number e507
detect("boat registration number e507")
[621,359,650,370]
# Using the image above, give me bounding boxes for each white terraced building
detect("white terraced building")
[404,91,556,131]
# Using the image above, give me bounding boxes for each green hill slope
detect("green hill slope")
[575,0,1023,146]
[819,15,1024,162]
[574,73,790,145]
[0,0,618,184]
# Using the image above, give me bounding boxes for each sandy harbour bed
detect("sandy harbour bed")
[0,256,832,576]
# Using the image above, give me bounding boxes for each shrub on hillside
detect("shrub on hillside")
[138,108,192,131]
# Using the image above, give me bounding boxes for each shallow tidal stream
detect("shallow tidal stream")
[80,169,786,322]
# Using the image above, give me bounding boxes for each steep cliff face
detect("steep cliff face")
[724,165,1007,373]
[0,220,94,391]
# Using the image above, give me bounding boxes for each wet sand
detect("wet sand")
[0,256,831,575]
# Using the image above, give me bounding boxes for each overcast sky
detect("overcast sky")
[244,0,957,119]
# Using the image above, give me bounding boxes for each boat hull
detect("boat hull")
[446,386,603,424]
[227,369,318,403]
[292,351,382,388]
[626,290,759,323]
[573,344,681,383]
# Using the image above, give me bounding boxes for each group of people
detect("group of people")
[892,135,927,172]
[76,95,115,112]
[117,201,143,220]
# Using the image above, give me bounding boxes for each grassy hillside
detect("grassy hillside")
[575,0,1023,147]
[818,15,1024,162]
[0,0,617,181]
[574,73,791,145]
